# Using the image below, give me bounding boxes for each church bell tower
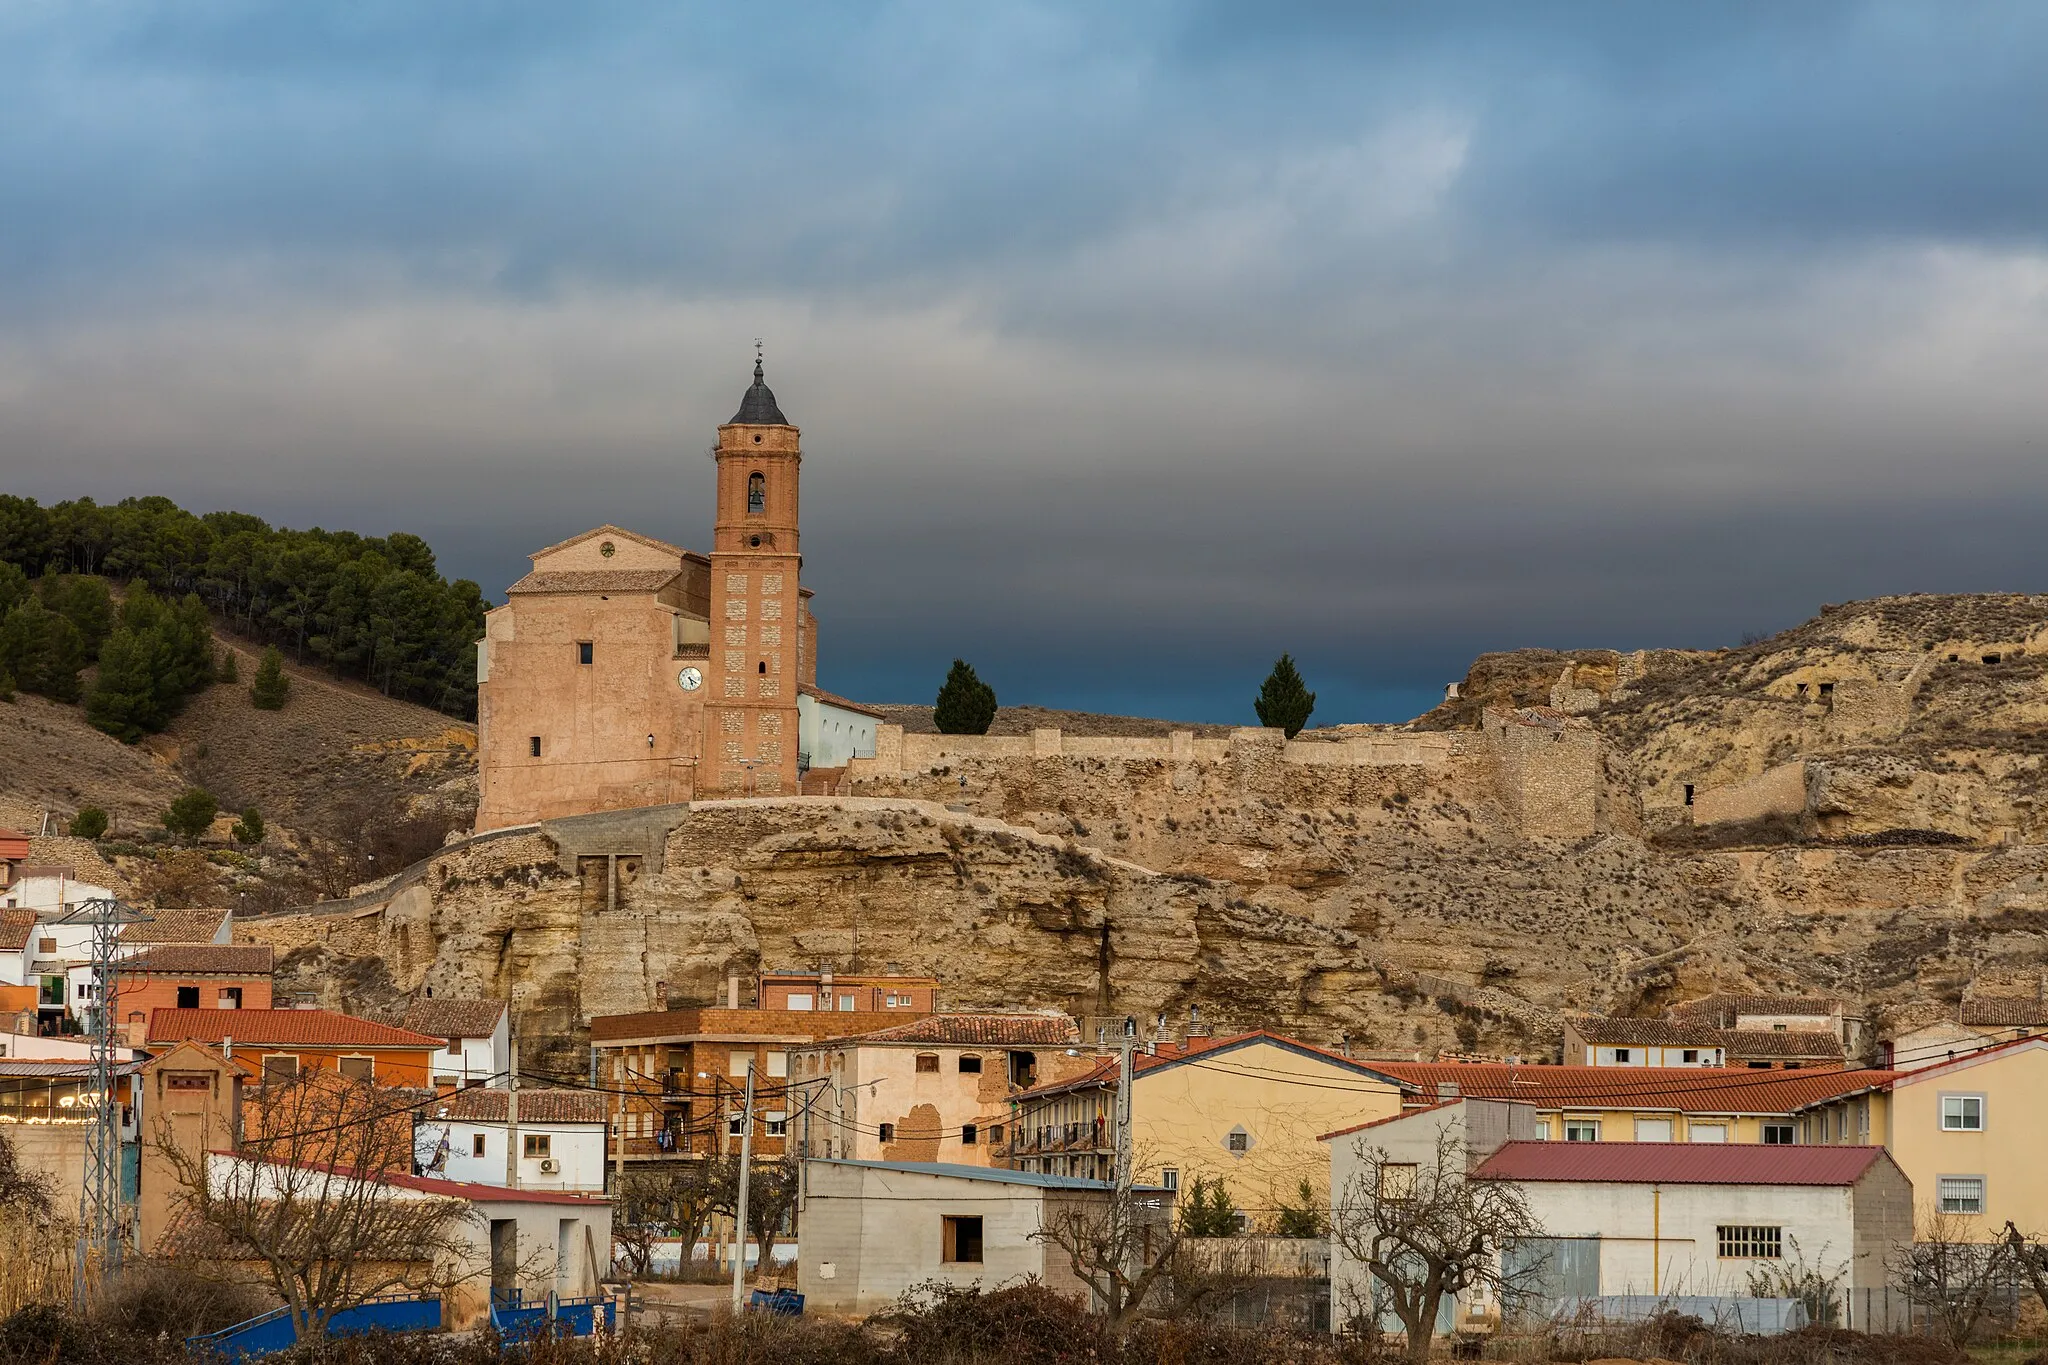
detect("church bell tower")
[704,353,803,795]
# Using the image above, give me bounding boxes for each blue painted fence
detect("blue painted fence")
[489,1288,617,1343]
[186,1295,442,1360]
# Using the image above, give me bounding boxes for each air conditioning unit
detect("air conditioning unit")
[538,1158,560,1174]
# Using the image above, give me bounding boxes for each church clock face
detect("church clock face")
[678,666,702,691]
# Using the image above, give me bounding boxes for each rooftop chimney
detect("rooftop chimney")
[1436,1081,1460,1102]
[726,972,740,1010]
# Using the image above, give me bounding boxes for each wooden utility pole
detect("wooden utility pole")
[505,1025,520,1190]
[729,1056,756,1311]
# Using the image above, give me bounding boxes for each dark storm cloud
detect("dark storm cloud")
[3,3,2047,723]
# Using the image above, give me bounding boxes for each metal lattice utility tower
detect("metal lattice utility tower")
[58,895,151,1304]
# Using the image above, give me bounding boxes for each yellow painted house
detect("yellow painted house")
[1881,1036,2048,1239]
[1005,1031,1409,1230]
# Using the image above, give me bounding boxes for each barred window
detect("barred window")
[1717,1225,1783,1259]
[1938,1177,1985,1215]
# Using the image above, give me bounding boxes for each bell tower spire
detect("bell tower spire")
[705,350,803,795]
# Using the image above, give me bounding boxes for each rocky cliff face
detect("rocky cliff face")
[242,595,2048,1062]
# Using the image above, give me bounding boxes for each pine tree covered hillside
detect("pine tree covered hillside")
[0,495,485,718]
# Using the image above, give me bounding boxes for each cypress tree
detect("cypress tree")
[933,659,998,735]
[1253,653,1316,738]
[251,646,290,710]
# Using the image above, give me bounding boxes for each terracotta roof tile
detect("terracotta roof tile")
[122,945,273,976]
[427,1087,606,1125]
[507,569,682,595]
[122,910,230,945]
[1719,1028,1844,1059]
[1473,1140,1889,1187]
[1670,993,1844,1024]
[847,1013,1080,1046]
[1015,1030,1412,1101]
[0,909,34,952]
[146,1008,444,1050]
[1370,1061,1894,1115]
[402,999,507,1040]
[1569,1016,1725,1047]
[1960,997,2048,1027]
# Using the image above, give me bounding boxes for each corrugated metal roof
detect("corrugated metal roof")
[1369,1062,1894,1115]
[1473,1140,1887,1187]
[147,1008,443,1049]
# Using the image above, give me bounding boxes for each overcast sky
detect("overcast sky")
[5,3,2047,723]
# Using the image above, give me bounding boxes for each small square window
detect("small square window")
[523,1134,550,1159]
[1614,1048,1631,1063]
[916,1053,940,1074]
[338,1056,373,1082]
[942,1215,984,1264]
[1564,1119,1601,1142]
[879,1122,895,1143]
[989,1124,1004,1145]
[728,1115,744,1136]
[1160,1167,1178,1191]
[958,1055,983,1074]
[1226,1129,1250,1154]
[472,1133,487,1157]
[962,1124,978,1145]
[767,1113,787,1137]
[1763,1124,1795,1145]
[578,642,593,665]
[1942,1095,1985,1131]
[1681,1049,1699,1064]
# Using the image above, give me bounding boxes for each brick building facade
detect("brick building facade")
[476,359,879,829]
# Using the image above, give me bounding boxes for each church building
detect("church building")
[475,360,880,830]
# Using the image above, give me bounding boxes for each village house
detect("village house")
[1670,993,1869,1060]
[1879,1034,2048,1239]
[1323,1101,1913,1339]
[116,908,234,952]
[0,1056,144,1211]
[798,1159,1173,1315]
[589,979,933,1164]
[146,1007,446,1087]
[1566,1014,1847,1071]
[1007,1030,1411,1230]
[0,830,27,898]
[137,1040,244,1251]
[1882,996,2048,1072]
[758,969,938,1013]
[1370,1061,1894,1146]
[401,998,509,1089]
[793,1012,1083,1165]
[115,945,274,1039]
[415,1085,609,1192]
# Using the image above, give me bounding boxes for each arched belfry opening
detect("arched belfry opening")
[747,473,765,515]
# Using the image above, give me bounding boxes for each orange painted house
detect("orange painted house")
[145,1008,444,1087]
[117,945,274,1043]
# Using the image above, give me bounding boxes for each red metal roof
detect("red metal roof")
[146,1008,443,1050]
[1369,1061,1894,1115]
[1473,1140,1888,1187]
[0,832,30,861]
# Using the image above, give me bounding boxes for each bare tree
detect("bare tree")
[613,1162,720,1278]
[1332,1126,1546,1364]
[1890,1210,2011,1349]
[0,1127,53,1219]
[709,1153,800,1281]
[154,1071,480,1340]
[1030,1183,1181,1328]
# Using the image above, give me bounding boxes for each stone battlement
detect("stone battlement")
[851,724,1462,779]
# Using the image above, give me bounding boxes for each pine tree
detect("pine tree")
[85,627,164,741]
[36,574,115,652]
[251,647,290,710]
[162,787,219,844]
[0,599,86,703]
[231,806,265,846]
[1253,653,1316,738]
[933,658,998,735]
[216,649,240,684]
[68,807,109,840]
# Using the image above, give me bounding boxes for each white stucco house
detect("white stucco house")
[798,1159,1173,1314]
[402,998,510,1089]
[415,1087,608,1192]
